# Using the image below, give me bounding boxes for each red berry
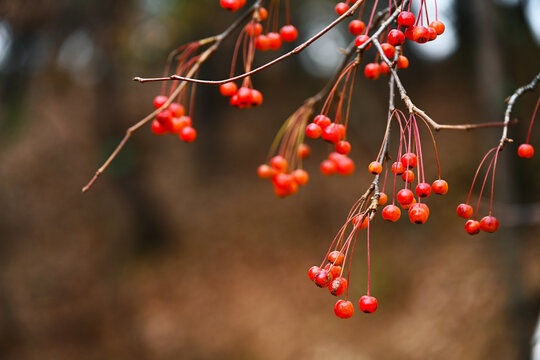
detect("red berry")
[267,32,282,50]
[220,0,241,11]
[404,26,416,41]
[334,299,354,319]
[335,156,355,176]
[427,27,437,41]
[179,126,197,142]
[313,114,332,129]
[352,214,369,229]
[415,182,432,198]
[257,164,275,179]
[379,61,391,75]
[368,161,383,175]
[297,143,311,159]
[270,155,288,172]
[328,250,344,266]
[308,266,321,281]
[292,169,309,186]
[382,204,401,222]
[456,204,473,219]
[480,216,499,233]
[397,11,415,27]
[364,63,380,80]
[465,220,481,235]
[401,152,418,168]
[335,140,351,155]
[397,55,409,69]
[322,123,342,143]
[258,7,268,20]
[335,2,350,16]
[378,192,388,206]
[402,170,415,183]
[329,277,348,296]
[320,160,337,176]
[413,26,430,43]
[391,161,405,175]
[168,102,185,117]
[151,119,168,135]
[408,203,430,224]
[432,179,449,195]
[255,34,270,51]
[245,22,263,36]
[305,123,322,138]
[314,269,333,287]
[348,19,365,35]
[279,25,298,42]
[387,29,405,46]
[156,109,173,130]
[153,95,168,109]
[326,264,342,279]
[381,43,396,59]
[272,173,293,189]
[359,295,378,313]
[430,20,445,35]
[355,34,371,49]
[250,89,263,107]
[397,188,414,205]
[220,82,238,97]
[518,143,534,158]
[171,115,191,133]
[236,87,253,107]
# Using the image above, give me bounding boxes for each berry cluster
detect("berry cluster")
[220,83,263,108]
[151,96,197,142]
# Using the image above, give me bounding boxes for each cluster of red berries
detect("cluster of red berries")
[379,152,448,224]
[219,83,264,108]
[456,203,499,235]
[257,152,310,198]
[305,114,355,176]
[219,0,246,12]
[151,96,197,142]
[308,250,378,319]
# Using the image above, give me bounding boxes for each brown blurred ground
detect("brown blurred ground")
[0,1,540,359]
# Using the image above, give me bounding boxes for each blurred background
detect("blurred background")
[1,0,540,359]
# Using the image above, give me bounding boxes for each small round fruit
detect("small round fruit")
[432,179,449,195]
[348,19,366,35]
[334,299,354,319]
[430,20,445,35]
[297,143,311,159]
[257,164,275,179]
[151,119,168,135]
[381,43,396,59]
[280,25,298,42]
[359,295,378,313]
[456,203,473,219]
[335,140,351,155]
[329,277,348,296]
[397,188,414,205]
[320,160,337,176]
[314,269,333,288]
[322,123,343,143]
[355,34,371,49]
[364,63,380,80]
[400,152,418,168]
[335,2,350,15]
[292,169,309,186]
[368,161,383,175]
[402,170,415,183]
[335,157,355,176]
[465,220,481,235]
[270,155,288,172]
[378,192,388,206]
[480,216,499,233]
[328,250,345,266]
[179,126,197,142]
[408,203,430,224]
[391,161,405,175]
[308,266,322,281]
[415,182,432,198]
[220,82,238,97]
[305,123,322,139]
[397,55,409,69]
[518,143,534,158]
[382,204,401,222]
[255,34,270,51]
[387,29,405,46]
[168,102,185,117]
[153,95,168,109]
[397,11,415,27]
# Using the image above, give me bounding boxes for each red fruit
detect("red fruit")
[328,250,344,266]
[427,27,437,41]
[348,19,366,35]
[329,152,345,163]
[391,161,405,175]
[401,152,418,168]
[518,144,534,158]
[308,266,321,281]
[219,82,238,97]
[313,115,332,129]
[480,216,499,233]
[397,188,414,205]
[171,116,191,133]
[250,89,263,107]
[408,203,430,224]
[305,123,322,138]
[245,22,263,36]
[359,295,378,313]
[378,192,388,206]
[430,20,445,35]
[413,26,430,43]
[329,277,348,296]
[156,109,173,130]
[381,43,396,59]
[230,94,240,107]
[267,32,282,50]
[465,220,481,235]
[432,179,449,195]
[402,170,415,183]
[387,29,405,46]
[279,25,298,42]
[355,34,371,50]
[379,61,391,75]
[335,140,351,155]
[335,157,355,176]
[237,87,253,106]
[382,204,401,222]
[404,26,416,40]
[255,34,270,51]
[397,55,409,69]
[368,161,383,175]
[297,143,311,158]
[352,214,369,229]
[401,197,416,210]
[335,124,346,139]
[179,126,197,142]
[335,2,350,16]
[320,160,337,175]
[258,7,268,20]
[322,123,342,143]
[270,155,288,172]
[397,11,415,27]
[153,95,168,109]
[314,269,333,287]
[456,204,473,219]
[364,63,380,80]
[168,102,185,117]
[220,0,241,11]
[415,183,432,198]
[257,164,275,179]
[292,169,309,186]
[334,300,354,319]
[272,173,293,189]
[151,119,168,135]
